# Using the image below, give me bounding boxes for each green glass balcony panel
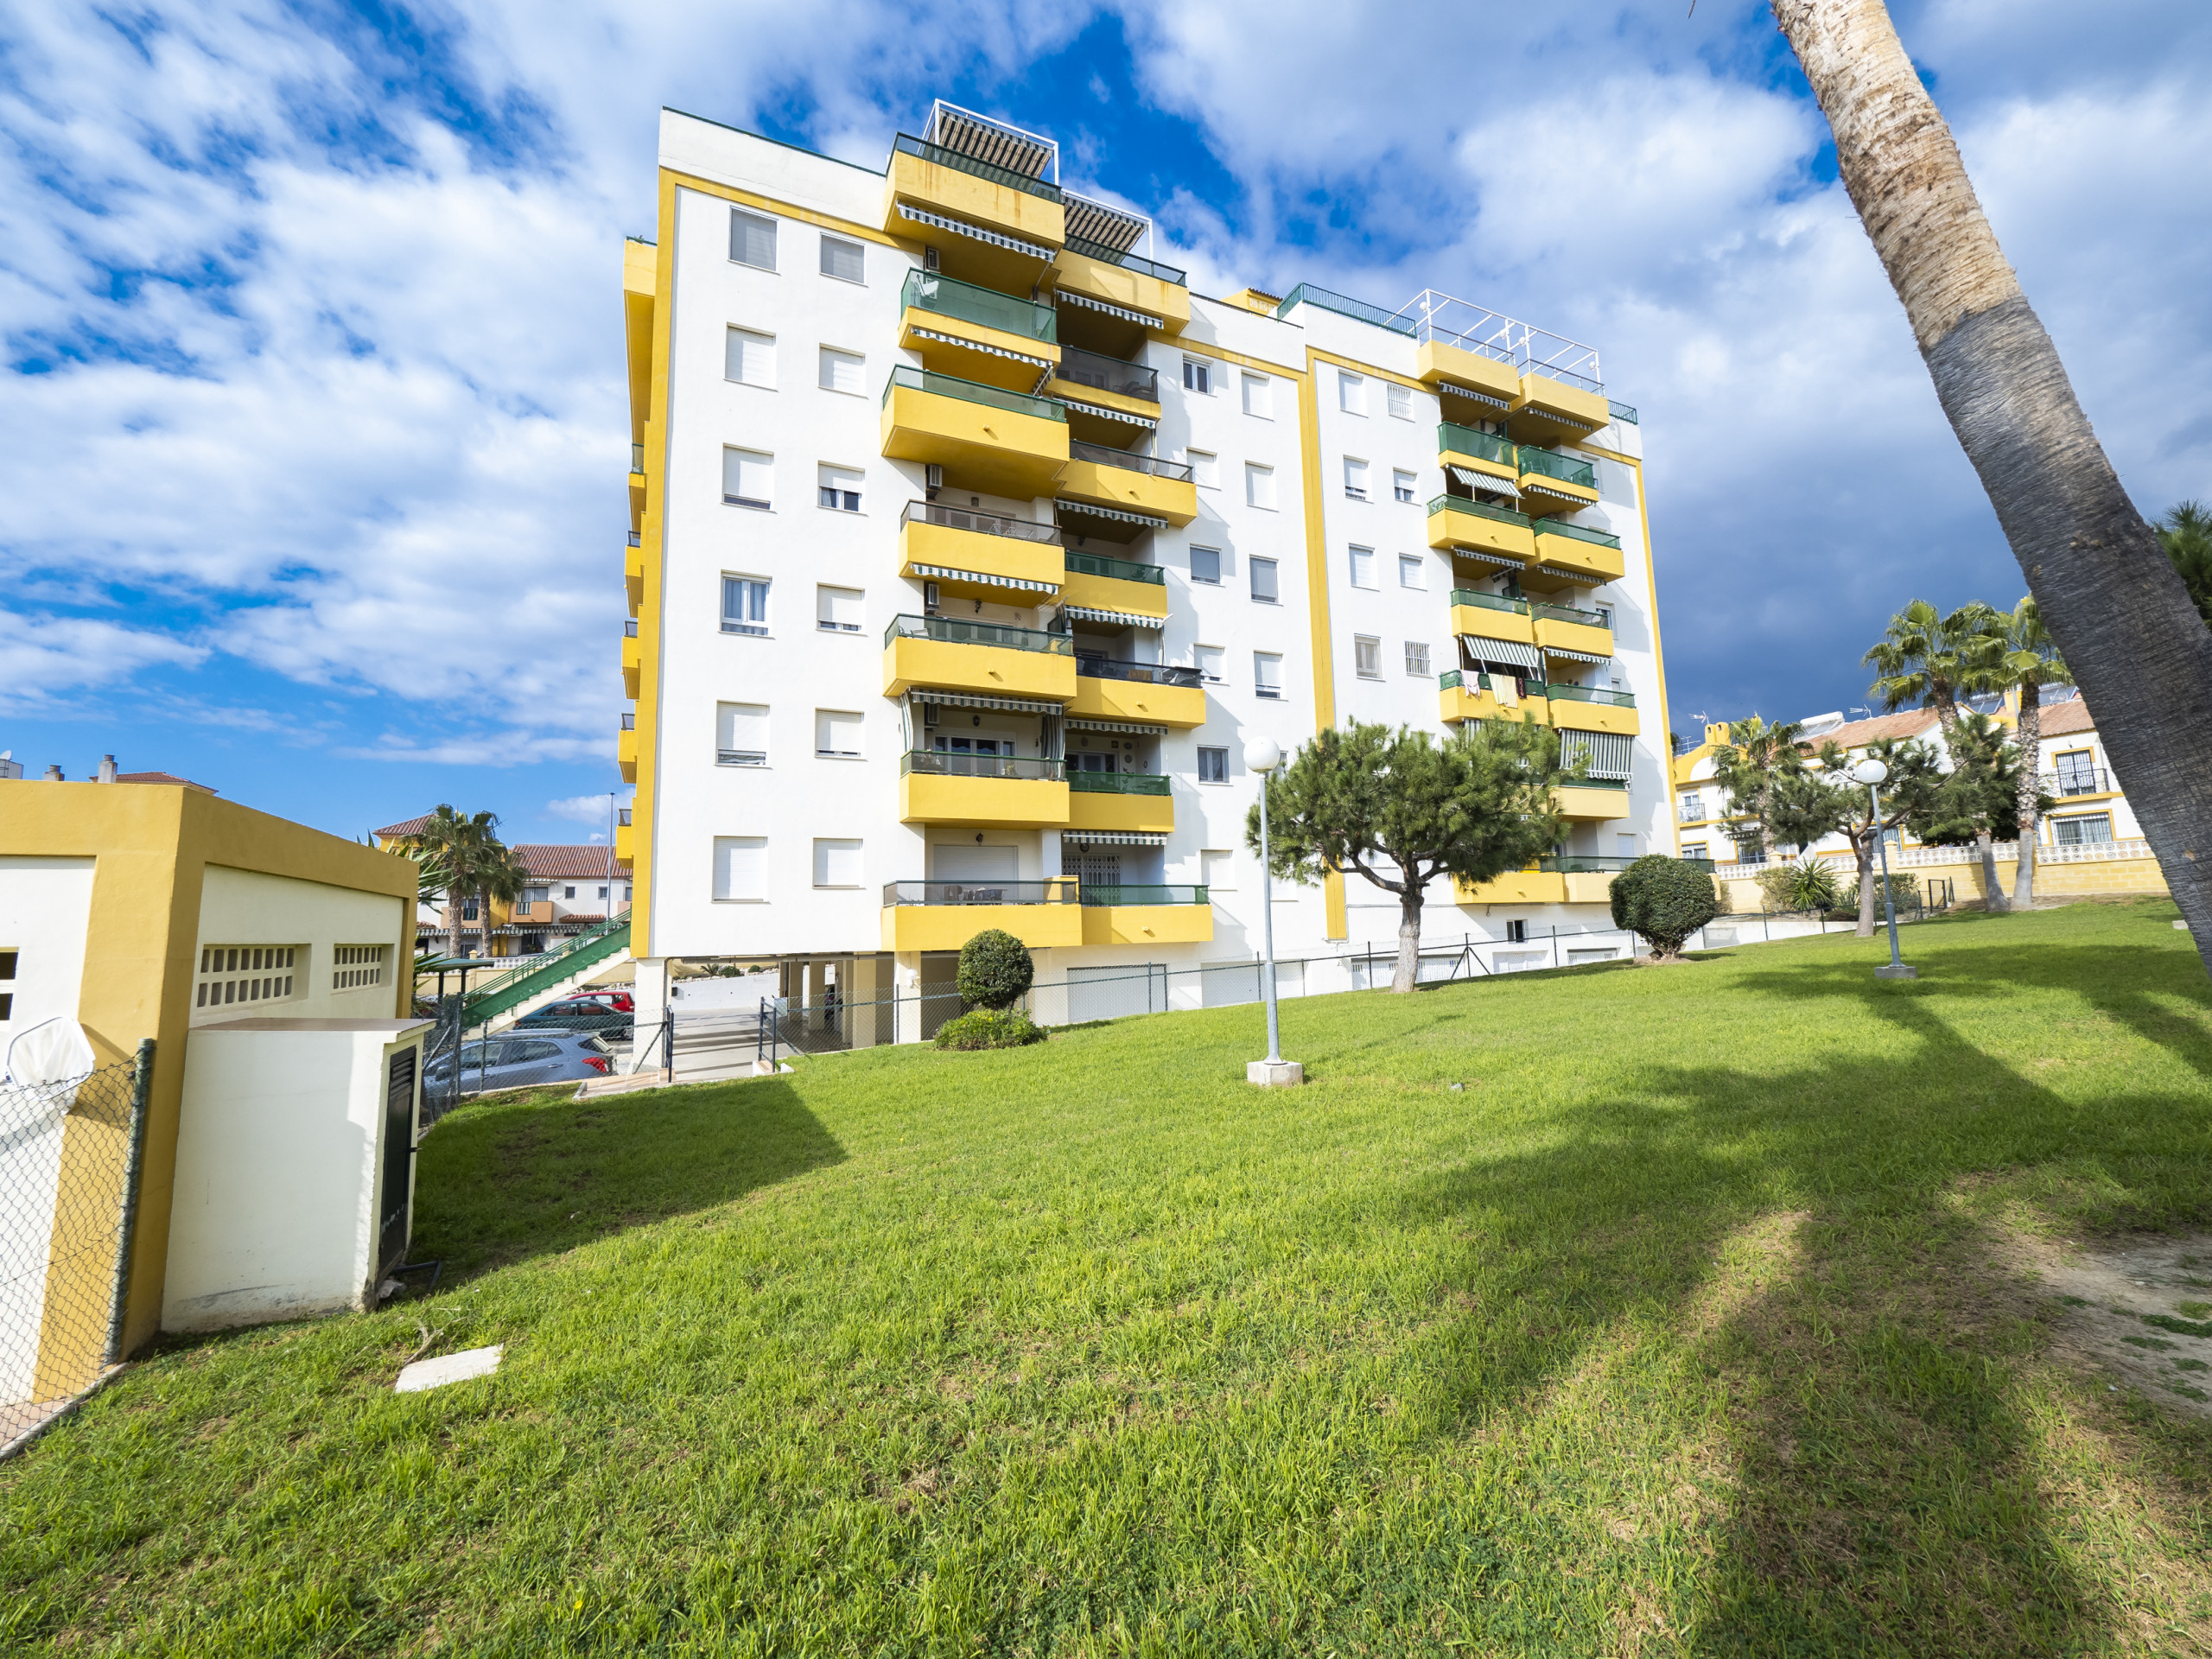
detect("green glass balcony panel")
[1437,423,1516,467]
[1517,446,1599,490]
[901,269,1057,342]
[1530,601,1605,625]
[1067,771,1172,795]
[1427,493,1532,529]
[884,613,1075,654]
[1534,519,1623,550]
[1079,884,1209,906]
[1546,683,1637,707]
[882,365,1066,423]
[1448,589,1529,615]
[1064,550,1166,585]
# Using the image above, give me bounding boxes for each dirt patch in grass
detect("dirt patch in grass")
[2001,1230,2212,1417]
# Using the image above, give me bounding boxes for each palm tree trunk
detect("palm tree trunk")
[1773,0,2212,974]
[1975,830,2005,912]
[1394,887,1422,994]
[2012,681,2043,906]
[1854,834,1878,938]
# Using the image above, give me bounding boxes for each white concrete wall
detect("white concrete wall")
[194,866,409,1025]
[163,1020,425,1332]
[0,855,95,1056]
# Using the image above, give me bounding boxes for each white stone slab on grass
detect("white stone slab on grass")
[395,1344,503,1393]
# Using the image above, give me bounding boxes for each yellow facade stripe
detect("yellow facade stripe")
[1620,454,1681,861]
[1305,345,1431,396]
[1295,349,1349,939]
[629,171,680,959]
[663,167,918,252]
[1162,334,1305,383]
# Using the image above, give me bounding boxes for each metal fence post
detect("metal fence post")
[101,1038,156,1367]
[663,1007,675,1084]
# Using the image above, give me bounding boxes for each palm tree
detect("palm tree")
[1770,0,2212,972]
[411,805,500,959]
[2156,500,2212,627]
[1960,595,2073,906]
[1864,599,2010,909]
[1710,715,1806,866]
[471,842,533,960]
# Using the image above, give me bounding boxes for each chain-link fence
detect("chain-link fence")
[2,1040,152,1451]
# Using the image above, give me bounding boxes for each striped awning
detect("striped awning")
[1060,830,1167,848]
[1449,465,1520,499]
[1545,645,1612,665]
[1450,544,1522,570]
[908,326,1052,370]
[1058,396,1157,429]
[897,202,1055,262]
[1056,288,1161,328]
[1061,604,1164,630]
[1439,381,1511,410]
[910,563,1059,595]
[1537,563,1601,585]
[1522,480,1596,506]
[908,689,1064,715]
[1055,499,1169,529]
[1524,407,1603,433]
[1560,729,1633,780]
[1459,636,1542,673]
[1066,717,1166,736]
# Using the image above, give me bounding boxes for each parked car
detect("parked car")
[567,988,633,1014]
[426,1032,612,1093]
[516,995,634,1041]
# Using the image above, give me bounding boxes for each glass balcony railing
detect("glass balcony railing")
[1429,493,1532,530]
[1546,684,1637,708]
[1534,519,1623,550]
[882,879,1077,906]
[1055,344,1160,402]
[620,712,635,731]
[1067,770,1171,795]
[892,134,1064,203]
[1067,439,1193,482]
[900,269,1057,342]
[624,619,639,639]
[885,613,1075,654]
[1537,853,1633,873]
[882,365,1066,423]
[901,750,1061,781]
[1079,884,1208,906]
[1449,589,1529,615]
[1062,235,1186,287]
[1076,657,1205,688]
[1064,550,1165,585]
[1518,446,1599,490]
[900,499,1063,544]
[1530,601,1606,626]
[1274,284,1419,336]
[629,442,644,473]
[1438,423,1516,467]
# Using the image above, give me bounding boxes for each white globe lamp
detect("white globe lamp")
[1853,755,1915,979]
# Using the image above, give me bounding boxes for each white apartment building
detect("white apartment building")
[619,104,1675,1029]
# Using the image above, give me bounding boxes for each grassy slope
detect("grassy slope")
[6,901,2212,1656]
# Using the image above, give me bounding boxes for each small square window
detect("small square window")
[1354,636,1382,679]
[813,837,863,887]
[730,209,776,270]
[1404,640,1431,677]
[1183,359,1211,395]
[721,575,770,636]
[819,346,864,395]
[816,584,862,632]
[563,886,576,899]
[1338,369,1365,414]
[1393,468,1417,503]
[713,836,768,901]
[817,463,862,513]
[1198,747,1228,784]
[1398,554,1426,590]
[1187,448,1219,488]
[1506,918,1528,944]
[725,327,776,388]
[1347,545,1376,589]
[1343,457,1369,500]
[1195,645,1224,683]
[717,701,768,765]
[1387,384,1414,421]
[818,235,864,283]
[1241,372,1271,418]
[722,447,772,509]
[1254,652,1283,700]
[1249,556,1279,604]
[1245,462,1276,510]
[1189,545,1221,584]
[814,709,863,756]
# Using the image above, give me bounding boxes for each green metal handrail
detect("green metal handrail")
[1547,684,1637,707]
[1518,447,1598,489]
[881,365,1066,423]
[1428,493,1531,530]
[1437,423,1516,467]
[892,134,1064,202]
[1067,770,1171,795]
[902,750,1062,781]
[1062,235,1187,287]
[1534,519,1623,550]
[1079,884,1209,906]
[1449,589,1529,614]
[901,269,1057,342]
[1064,550,1166,585]
[462,914,632,1027]
[885,613,1075,653]
[1553,779,1629,793]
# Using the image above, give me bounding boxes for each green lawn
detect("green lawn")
[8,900,2212,1655]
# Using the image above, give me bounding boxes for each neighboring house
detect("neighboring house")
[372,819,632,958]
[618,100,1675,1024]
[2,754,219,791]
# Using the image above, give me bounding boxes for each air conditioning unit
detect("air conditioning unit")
[925,463,943,500]
[925,247,941,272]
[922,702,938,728]
[923,581,941,614]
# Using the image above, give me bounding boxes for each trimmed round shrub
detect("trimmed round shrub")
[1609,855,1721,958]
[957,929,1034,1010]
[934,1008,1045,1050]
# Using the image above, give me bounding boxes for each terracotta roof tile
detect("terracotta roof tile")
[117,771,218,793]
[513,844,632,879]
[377,814,435,838]
[2036,697,2096,737]
[1799,709,1942,750]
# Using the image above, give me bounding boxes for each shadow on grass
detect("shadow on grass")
[1387,928,2212,1652]
[411,1077,845,1281]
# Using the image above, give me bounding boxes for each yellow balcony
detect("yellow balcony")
[1516,444,1602,518]
[617,722,638,784]
[1561,869,1619,905]
[897,270,1060,393]
[899,507,1065,601]
[624,535,645,613]
[1548,690,1641,738]
[1052,245,1191,337]
[883,137,1065,289]
[1438,672,1549,726]
[1058,442,1198,526]
[1510,373,1611,446]
[881,880,1084,952]
[1555,785,1632,823]
[1455,869,1566,906]
[1532,523,1625,584]
[614,823,634,864]
[880,367,1069,500]
[1532,607,1613,659]
[1065,776,1173,836]
[881,616,1077,702]
[1067,664,1207,728]
[1427,495,1536,562]
[1081,896,1212,946]
[621,630,641,700]
[1417,340,1522,410]
[899,757,1070,829]
[1059,550,1168,620]
[1449,591,1535,647]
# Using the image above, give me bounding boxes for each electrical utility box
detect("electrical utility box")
[163,1018,430,1332]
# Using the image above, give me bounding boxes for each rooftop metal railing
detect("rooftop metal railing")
[1067,439,1192,481]
[900,268,1057,342]
[900,499,1063,544]
[882,364,1066,423]
[885,613,1075,654]
[892,133,1064,202]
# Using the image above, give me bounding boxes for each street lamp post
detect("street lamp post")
[1245,738,1302,1086]
[1853,758,1917,981]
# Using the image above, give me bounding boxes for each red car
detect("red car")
[569,989,633,1014]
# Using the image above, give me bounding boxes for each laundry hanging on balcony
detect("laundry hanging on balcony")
[909,326,1052,371]
[908,562,1059,596]
[1058,604,1163,631]
[1459,636,1542,674]
[1448,466,1521,499]
[1438,380,1511,411]
[1056,396,1157,429]
[1559,730,1633,779]
[906,688,1065,715]
[1054,289,1161,329]
[1054,499,1169,529]
[1065,717,1167,736]
[896,203,1055,263]
[1059,830,1167,849]
[1544,645,1611,665]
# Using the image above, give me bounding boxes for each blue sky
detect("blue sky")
[4,0,2209,842]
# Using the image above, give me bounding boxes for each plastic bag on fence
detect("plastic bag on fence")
[2,1017,99,1124]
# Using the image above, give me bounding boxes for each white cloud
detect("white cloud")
[545,791,631,826]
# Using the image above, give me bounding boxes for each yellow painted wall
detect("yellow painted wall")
[1051,246,1191,332]
[1531,530,1625,582]
[1064,789,1174,836]
[1415,340,1521,404]
[880,384,1068,498]
[898,772,1071,829]
[1428,503,1537,560]
[884,149,1066,245]
[1551,701,1641,737]
[1065,675,1207,728]
[1058,568,1169,619]
[1056,458,1198,524]
[1081,905,1213,946]
[882,899,1084,951]
[883,636,1078,702]
[900,518,1065,591]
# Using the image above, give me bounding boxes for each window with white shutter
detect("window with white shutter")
[729,210,777,270]
[1343,457,1370,500]
[1249,557,1279,603]
[721,448,772,508]
[712,837,767,900]
[716,702,769,766]
[1338,370,1366,414]
[725,327,776,388]
[1354,636,1382,678]
[813,839,863,887]
[1399,554,1426,589]
[1348,545,1376,589]
[818,346,864,395]
[817,464,862,512]
[814,709,863,756]
[818,235,864,283]
[1404,640,1431,677]
[1241,372,1271,418]
[1387,383,1414,420]
[816,585,863,632]
[1244,462,1275,509]
[1254,652,1283,699]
